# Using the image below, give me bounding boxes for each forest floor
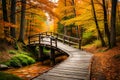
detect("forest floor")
[2,55,68,80]
[84,42,120,80]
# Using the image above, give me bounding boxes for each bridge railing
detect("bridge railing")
[28,33,57,47]
[52,32,81,49]
[28,32,81,49]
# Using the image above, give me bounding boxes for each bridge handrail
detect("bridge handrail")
[52,32,81,49]
[28,32,81,49]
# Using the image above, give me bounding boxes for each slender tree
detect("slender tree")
[10,0,16,38]
[102,0,111,48]
[2,0,9,38]
[63,0,67,36]
[18,0,26,42]
[71,0,79,38]
[91,0,106,47]
[110,0,118,47]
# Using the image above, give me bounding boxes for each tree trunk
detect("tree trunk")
[63,0,67,36]
[63,0,67,43]
[18,0,26,42]
[10,0,16,38]
[91,0,106,47]
[71,0,79,38]
[2,0,9,38]
[102,0,111,48]
[110,0,117,47]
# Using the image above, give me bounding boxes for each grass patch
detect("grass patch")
[9,50,18,54]
[0,72,23,80]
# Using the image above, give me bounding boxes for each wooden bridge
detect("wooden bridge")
[28,32,92,80]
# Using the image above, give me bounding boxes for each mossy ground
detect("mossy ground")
[0,72,23,80]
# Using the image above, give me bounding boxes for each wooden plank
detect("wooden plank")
[34,75,84,80]
[45,73,86,79]
[49,69,89,75]
[47,72,87,77]
[53,67,89,72]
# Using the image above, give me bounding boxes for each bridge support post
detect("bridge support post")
[79,39,81,49]
[39,46,44,63]
[50,48,55,66]
[68,38,71,46]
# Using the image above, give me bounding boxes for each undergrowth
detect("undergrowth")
[3,54,35,67]
[92,40,102,48]
[0,72,23,80]
[82,32,96,45]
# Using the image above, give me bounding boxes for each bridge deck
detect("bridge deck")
[32,41,92,80]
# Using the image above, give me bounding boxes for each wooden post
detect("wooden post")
[56,34,58,39]
[79,27,83,49]
[50,32,52,36]
[45,32,47,36]
[79,39,81,49]
[50,48,55,66]
[39,46,44,63]
[39,34,41,44]
[69,37,70,46]
[50,37,52,46]
[55,37,57,47]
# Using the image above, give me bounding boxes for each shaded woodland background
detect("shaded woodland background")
[0,0,120,48]
[0,0,120,80]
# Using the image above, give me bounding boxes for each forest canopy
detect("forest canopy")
[0,0,119,48]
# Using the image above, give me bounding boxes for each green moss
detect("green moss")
[8,50,32,57]
[16,54,35,65]
[9,50,18,54]
[3,54,35,67]
[0,72,23,80]
[10,57,22,67]
[18,50,31,56]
